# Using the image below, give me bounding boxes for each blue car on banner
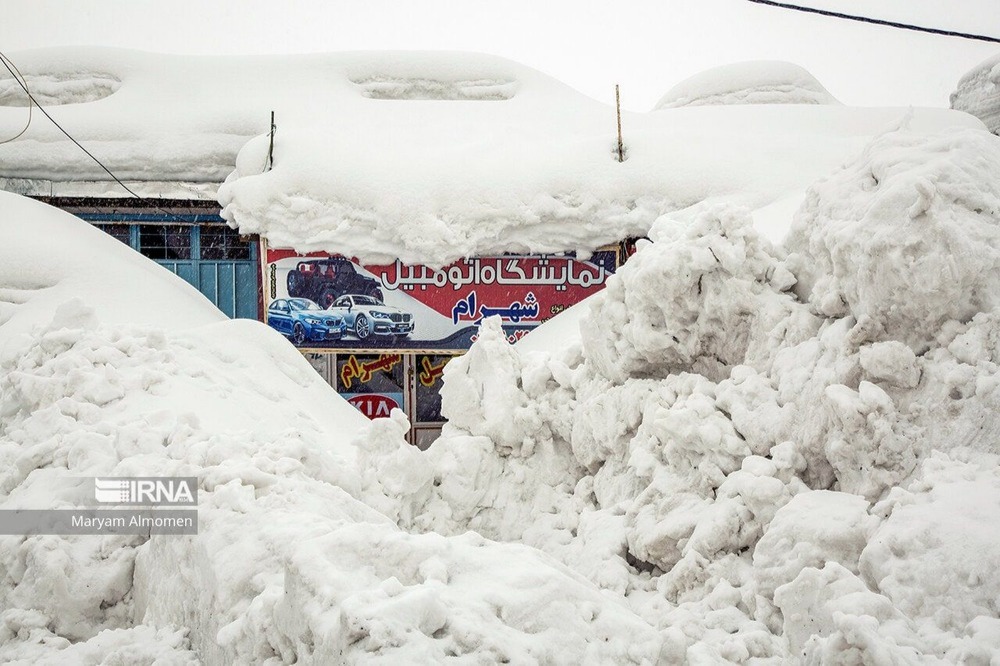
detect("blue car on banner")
[267,298,347,345]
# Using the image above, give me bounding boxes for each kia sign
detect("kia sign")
[344,392,403,419]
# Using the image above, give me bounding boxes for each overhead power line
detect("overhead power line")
[0,52,32,145]
[746,0,1000,43]
[0,50,188,222]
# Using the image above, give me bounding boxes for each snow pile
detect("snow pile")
[0,192,665,663]
[580,206,799,383]
[0,190,222,339]
[951,51,1000,134]
[653,61,840,110]
[361,127,1000,661]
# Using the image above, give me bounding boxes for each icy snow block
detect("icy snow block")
[786,128,1000,351]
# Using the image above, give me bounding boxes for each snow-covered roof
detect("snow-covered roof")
[0,46,599,198]
[0,48,986,266]
[219,90,979,266]
[951,51,1000,134]
[0,48,265,194]
[652,60,840,109]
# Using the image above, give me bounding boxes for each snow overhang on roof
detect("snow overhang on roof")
[217,56,981,265]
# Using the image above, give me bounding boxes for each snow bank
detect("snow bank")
[581,205,798,384]
[360,126,1000,661]
[951,51,1000,134]
[0,193,665,663]
[0,191,221,340]
[653,61,840,110]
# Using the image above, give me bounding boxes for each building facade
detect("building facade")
[30,195,623,447]
[261,240,625,447]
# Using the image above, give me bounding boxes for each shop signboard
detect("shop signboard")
[335,353,406,420]
[263,245,617,351]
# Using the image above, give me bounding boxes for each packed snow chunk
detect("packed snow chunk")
[581,204,798,384]
[786,128,1000,351]
[823,381,920,500]
[775,562,927,662]
[654,61,840,110]
[0,71,120,107]
[0,618,198,666]
[355,409,437,524]
[753,490,877,599]
[714,366,798,459]
[570,377,661,473]
[0,532,137,642]
[439,317,544,456]
[860,453,1000,634]
[859,340,920,388]
[618,374,763,571]
[951,51,1000,134]
[908,311,1000,458]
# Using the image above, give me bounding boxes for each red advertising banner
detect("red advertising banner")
[263,245,618,351]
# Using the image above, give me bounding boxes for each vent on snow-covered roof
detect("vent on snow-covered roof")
[351,76,516,101]
[0,71,121,107]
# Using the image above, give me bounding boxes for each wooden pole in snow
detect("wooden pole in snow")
[615,85,624,163]
[266,111,275,171]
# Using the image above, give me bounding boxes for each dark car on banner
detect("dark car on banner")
[329,294,414,341]
[287,257,383,308]
[267,298,347,345]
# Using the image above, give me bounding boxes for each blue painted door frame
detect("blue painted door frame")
[156,256,259,319]
[82,215,259,320]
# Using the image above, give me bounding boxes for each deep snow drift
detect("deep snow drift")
[360,126,1000,662]
[0,193,664,664]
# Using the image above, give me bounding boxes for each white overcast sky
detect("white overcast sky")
[4,0,999,110]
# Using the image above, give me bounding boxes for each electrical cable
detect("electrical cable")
[746,0,1000,43]
[0,50,189,222]
[0,52,32,145]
